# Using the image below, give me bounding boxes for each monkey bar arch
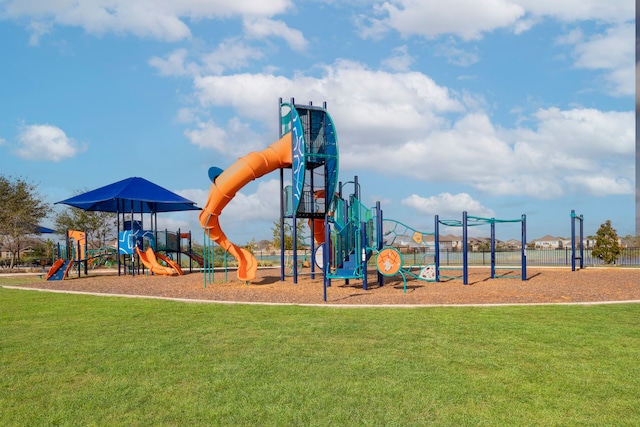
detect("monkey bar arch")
[435,211,527,285]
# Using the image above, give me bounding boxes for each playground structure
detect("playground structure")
[118,220,208,276]
[308,179,384,299]
[47,230,86,280]
[56,176,200,277]
[376,219,436,292]
[155,230,206,269]
[47,223,199,279]
[199,98,529,300]
[200,99,340,284]
[47,229,117,280]
[571,210,584,271]
[200,99,386,297]
[119,220,178,276]
[435,212,527,285]
[374,212,527,290]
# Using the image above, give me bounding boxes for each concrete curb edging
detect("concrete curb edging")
[3,285,640,308]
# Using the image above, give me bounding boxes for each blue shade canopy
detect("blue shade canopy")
[36,226,56,233]
[56,177,200,213]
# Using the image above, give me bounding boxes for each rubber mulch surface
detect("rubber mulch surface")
[7,267,640,306]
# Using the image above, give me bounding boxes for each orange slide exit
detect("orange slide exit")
[199,132,294,281]
[136,247,178,276]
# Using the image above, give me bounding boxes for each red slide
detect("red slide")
[46,259,66,280]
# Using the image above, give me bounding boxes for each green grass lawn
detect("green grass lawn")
[1,286,639,426]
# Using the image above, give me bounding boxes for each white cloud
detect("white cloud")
[193,73,296,123]
[402,193,495,219]
[364,0,632,40]
[189,60,633,200]
[243,17,307,52]
[175,107,198,124]
[155,215,192,233]
[341,106,633,199]
[513,0,633,24]
[369,0,525,40]
[200,39,265,75]
[193,60,463,145]
[3,0,292,42]
[150,40,264,77]
[512,16,540,35]
[433,37,480,67]
[223,179,282,222]
[177,188,209,209]
[570,23,635,96]
[505,108,634,196]
[555,28,583,46]
[381,45,414,72]
[149,48,192,76]
[183,120,228,152]
[564,175,633,196]
[15,124,86,162]
[500,107,633,200]
[523,107,632,157]
[26,21,52,46]
[184,117,264,157]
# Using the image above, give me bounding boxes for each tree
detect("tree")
[244,238,257,254]
[621,234,640,247]
[0,176,51,268]
[476,241,490,252]
[271,220,307,250]
[591,220,621,265]
[54,205,116,249]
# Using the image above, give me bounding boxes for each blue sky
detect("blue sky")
[0,0,635,245]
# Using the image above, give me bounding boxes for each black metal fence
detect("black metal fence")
[434,247,640,267]
[254,248,640,268]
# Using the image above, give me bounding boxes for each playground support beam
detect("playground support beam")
[521,214,527,281]
[361,222,367,290]
[434,215,440,283]
[490,220,496,279]
[202,230,215,287]
[323,217,330,302]
[376,201,384,286]
[571,210,584,271]
[293,215,298,285]
[463,211,468,285]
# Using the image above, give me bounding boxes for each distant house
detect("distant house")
[0,245,15,260]
[532,235,564,250]
[432,235,512,251]
[561,238,597,249]
[0,244,36,262]
[439,234,461,250]
[252,239,274,251]
[468,237,491,251]
[504,239,522,249]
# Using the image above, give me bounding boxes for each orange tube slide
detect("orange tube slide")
[199,133,293,281]
[308,190,328,245]
[310,219,326,245]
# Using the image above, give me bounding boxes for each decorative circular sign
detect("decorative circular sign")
[376,247,403,276]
